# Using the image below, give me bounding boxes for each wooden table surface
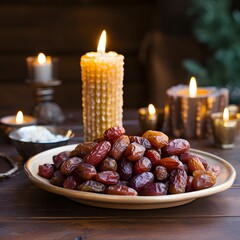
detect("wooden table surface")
[1,109,240,240]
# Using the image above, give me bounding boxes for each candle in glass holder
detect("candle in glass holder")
[80,30,124,141]
[0,111,37,141]
[138,104,163,133]
[211,107,238,149]
[26,53,53,83]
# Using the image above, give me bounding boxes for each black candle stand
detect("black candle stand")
[26,80,65,125]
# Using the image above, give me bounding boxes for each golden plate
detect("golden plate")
[24,144,236,210]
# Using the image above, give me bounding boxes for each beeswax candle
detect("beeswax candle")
[80,30,124,141]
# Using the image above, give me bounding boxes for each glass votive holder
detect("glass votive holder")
[211,112,238,149]
[26,53,58,83]
[0,113,37,142]
[138,105,164,133]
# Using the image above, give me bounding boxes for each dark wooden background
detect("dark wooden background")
[0,0,205,115]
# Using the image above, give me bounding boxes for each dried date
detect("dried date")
[84,141,111,166]
[142,130,169,148]
[129,136,151,149]
[140,182,168,196]
[169,169,187,194]
[109,135,130,160]
[60,157,83,175]
[162,139,190,157]
[129,172,154,192]
[133,157,152,175]
[104,126,125,141]
[78,180,106,193]
[105,185,138,196]
[125,142,146,161]
[96,171,120,185]
[38,163,55,179]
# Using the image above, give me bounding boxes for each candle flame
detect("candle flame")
[38,53,46,64]
[16,111,24,124]
[97,30,106,54]
[189,77,197,98]
[223,107,229,121]
[148,104,156,115]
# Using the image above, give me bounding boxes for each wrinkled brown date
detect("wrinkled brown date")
[140,182,168,196]
[38,163,55,179]
[99,157,117,172]
[145,149,161,166]
[104,126,125,141]
[154,165,168,181]
[75,163,97,181]
[69,142,97,158]
[96,171,120,185]
[162,139,190,157]
[192,171,216,190]
[142,130,169,148]
[63,175,81,190]
[60,157,83,175]
[53,151,70,169]
[78,180,106,193]
[117,156,133,180]
[159,156,184,172]
[109,135,130,160]
[129,136,152,149]
[125,142,145,161]
[188,156,206,174]
[133,157,152,175]
[180,152,208,169]
[129,172,154,192]
[50,170,66,187]
[84,141,111,166]
[169,169,187,194]
[106,184,138,196]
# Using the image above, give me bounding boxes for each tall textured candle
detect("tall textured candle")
[80,30,124,141]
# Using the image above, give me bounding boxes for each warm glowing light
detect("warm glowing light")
[37,53,46,64]
[97,30,106,54]
[16,111,24,124]
[189,77,197,98]
[223,107,229,121]
[148,104,156,115]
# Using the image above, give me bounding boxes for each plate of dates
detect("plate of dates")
[24,128,236,210]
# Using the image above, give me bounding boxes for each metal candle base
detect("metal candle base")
[163,85,229,139]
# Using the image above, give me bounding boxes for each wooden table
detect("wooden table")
[1,109,240,240]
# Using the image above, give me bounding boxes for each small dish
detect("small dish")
[9,126,74,160]
[24,144,236,210]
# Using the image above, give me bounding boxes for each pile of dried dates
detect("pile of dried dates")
[38,126,220,196]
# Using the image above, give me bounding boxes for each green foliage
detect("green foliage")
[183,0,240,102]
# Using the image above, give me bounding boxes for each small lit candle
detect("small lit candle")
[211,107,238,149]
[138,104,164,133]
[0,111,37,141]
[80,30,124,141]
[26,53,53,83]
[0,111,37,126]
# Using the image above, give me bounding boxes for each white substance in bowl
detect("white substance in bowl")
[17,126,68,143]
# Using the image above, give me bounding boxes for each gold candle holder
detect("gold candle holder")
[211,108,238,149]
[138,104,164,133]
[80,30,124,141]
[163,77,229,139]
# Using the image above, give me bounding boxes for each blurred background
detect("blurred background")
[0,0,240,114]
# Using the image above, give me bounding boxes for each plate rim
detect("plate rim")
[24,144,236,205]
